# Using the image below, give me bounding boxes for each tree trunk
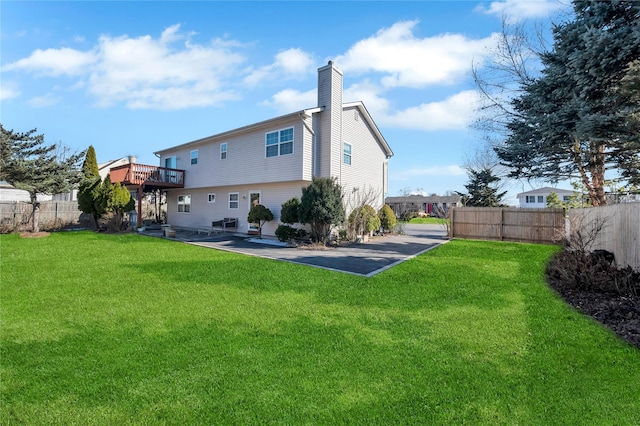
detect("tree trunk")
[574,137,608,207]
[32,202,40,233]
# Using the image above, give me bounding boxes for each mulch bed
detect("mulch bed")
[547,281,640,349]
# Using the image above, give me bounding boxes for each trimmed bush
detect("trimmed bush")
[280,197,301,224]
[348,205,381,238]
[275,225,307,243]
[378,204,397,232]
[299,177,345,243]
[247,204,274,238]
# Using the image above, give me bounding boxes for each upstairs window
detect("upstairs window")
[220,143,227,160]
[343,142,352,165]
[190,150,198,165]
[208,193,216,203]
[266,127,294,157]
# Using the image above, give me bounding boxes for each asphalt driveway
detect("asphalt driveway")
[188,224,447,277]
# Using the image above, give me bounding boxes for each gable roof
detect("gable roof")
[343,101,393,158]
[154,103,393,158]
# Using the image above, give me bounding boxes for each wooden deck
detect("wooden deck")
[108,163,185,228]
[109,163,185,190]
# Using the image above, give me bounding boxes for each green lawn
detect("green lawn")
[1,232,638,425]
[407,217,448,225]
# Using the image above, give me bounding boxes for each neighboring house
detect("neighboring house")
[385,194,462,218]
[153,62,393,236]
[99,156,136,181]
[49,156,137,202]
[516,187,576,208]
[0,181,53,202]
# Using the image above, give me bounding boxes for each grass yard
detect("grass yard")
[408,217,448,225]
[1,232,639,425]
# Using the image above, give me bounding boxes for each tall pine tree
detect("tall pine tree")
[458,168,507,207]
[1,124,84,232]
[77,145,103,229]
[497,0,640,205]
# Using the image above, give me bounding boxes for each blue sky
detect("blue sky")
[1,0,570,203]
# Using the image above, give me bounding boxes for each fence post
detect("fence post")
[449,206,454,238]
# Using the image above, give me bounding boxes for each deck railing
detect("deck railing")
[109,163,185,187]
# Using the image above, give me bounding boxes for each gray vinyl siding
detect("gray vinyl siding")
[159,117,310,189]
[159,63,391,233]
[301,115,314,181]
[339,106,388,210]
[164,181,310,237]
[316,63,343,179]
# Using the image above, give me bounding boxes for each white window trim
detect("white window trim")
[265,127,294,158]
[178,194,191,213]
[228,192,239,210]
[220,143,227,160]
[343,142,352,166]
[207,193,216,203]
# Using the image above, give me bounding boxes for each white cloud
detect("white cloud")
[244,48,314,86]
[259,88,316,113]
[27,93,61,108]
[476,0,566,21]
[334,20,497,88]
[0,81,21,100]
[343,80,391,117]
[266,75,480,132]
[3,24,247,110]
[347,70,481,132]
[2,47,98,76]
[379,90,482,131]
[88,27,246,109]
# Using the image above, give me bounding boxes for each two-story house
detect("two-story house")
[152,61,393,236]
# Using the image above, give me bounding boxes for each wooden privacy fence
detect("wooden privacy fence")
[449,207,565,244]
[569,203,639,270]
[0,201,82,232]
